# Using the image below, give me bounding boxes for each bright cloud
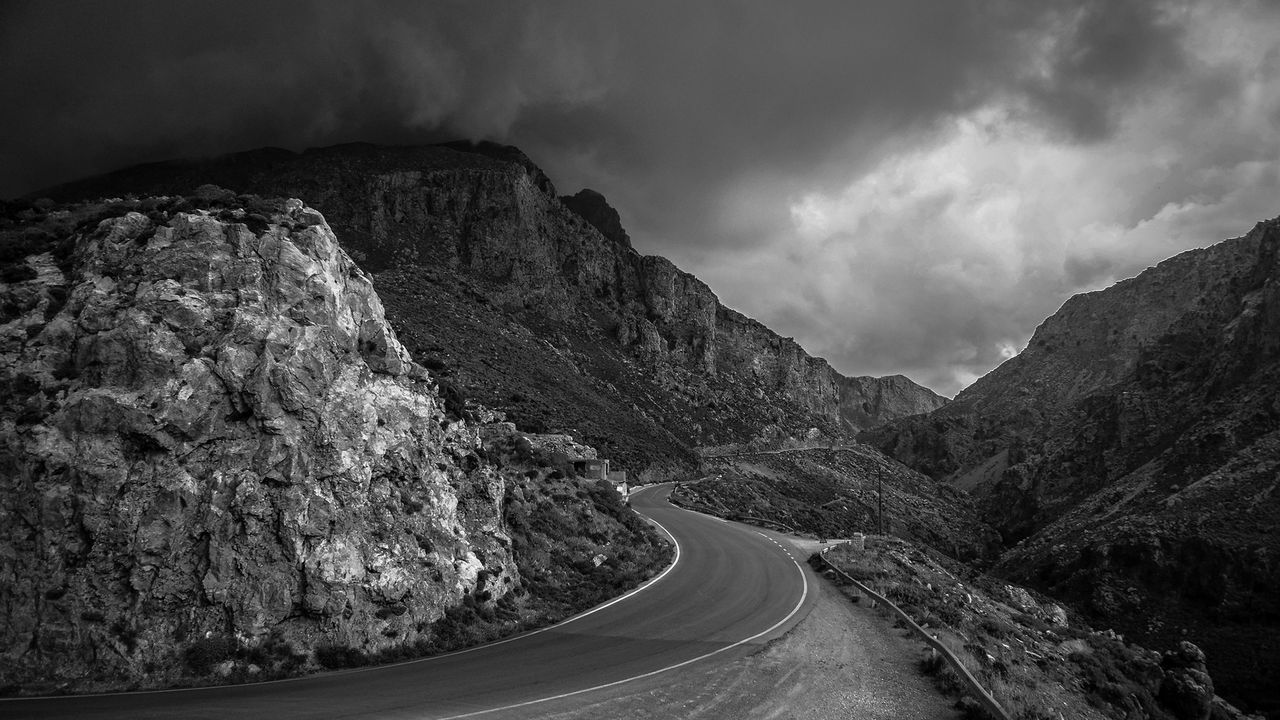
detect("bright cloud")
[702,5,1280,396]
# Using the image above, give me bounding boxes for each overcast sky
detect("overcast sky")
[3,1,1278,395]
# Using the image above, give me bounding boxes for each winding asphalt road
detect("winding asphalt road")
[3,484,813,719]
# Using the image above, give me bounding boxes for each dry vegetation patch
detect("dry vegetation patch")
[817,538,1259,720]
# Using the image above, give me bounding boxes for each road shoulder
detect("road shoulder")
[527,555,962,720]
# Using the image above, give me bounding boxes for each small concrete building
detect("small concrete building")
[571,458,629,496]
[572,458,610,480]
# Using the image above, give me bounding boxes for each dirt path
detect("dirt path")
[532,540,961,720]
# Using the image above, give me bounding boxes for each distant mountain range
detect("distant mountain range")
[36,141,948,474]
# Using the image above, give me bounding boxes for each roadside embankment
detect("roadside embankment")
[816,537,1261,720]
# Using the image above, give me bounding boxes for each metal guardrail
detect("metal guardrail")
[814,547,1012,720]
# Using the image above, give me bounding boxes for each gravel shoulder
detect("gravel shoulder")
[526,538,961,720]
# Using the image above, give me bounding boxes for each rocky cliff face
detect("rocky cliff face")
[837,373,952,431]
[0,193,668,692]
[865,218,1280,716]
[40,143,947,472]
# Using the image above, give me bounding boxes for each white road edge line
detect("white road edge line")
[3,486,684,703]
[432,527,812,720]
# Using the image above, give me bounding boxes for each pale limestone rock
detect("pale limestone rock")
[0,201,518,689]
[1045,603,1069,627]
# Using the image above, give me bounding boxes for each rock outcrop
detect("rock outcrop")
[865,218,1280,716]
[0,194,668,692]
[1160,642,1215,720]
[561,188,631,249]
[39,143,947,473]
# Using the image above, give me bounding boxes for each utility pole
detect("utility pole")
[877,468,884,536]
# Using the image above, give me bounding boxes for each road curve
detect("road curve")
[3,484,812,719]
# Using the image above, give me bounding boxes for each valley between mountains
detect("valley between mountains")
[2,141,1276,718]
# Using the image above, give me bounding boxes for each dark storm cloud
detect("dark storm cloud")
[1014,1,1188,141]
[0,1,614,197]
[2,1,1182,202]
[508,0,1194,257]
[4,1,1273,394]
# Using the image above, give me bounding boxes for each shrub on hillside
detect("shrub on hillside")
[183,635,237,675]
[502,474,672,622]
[437,378,468,420]
[314,643,369,670]
[422,355,449,373]
[244,633,307,674]
[1069,636,1167,717]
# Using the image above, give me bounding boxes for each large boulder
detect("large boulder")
[1160,642,1215,720]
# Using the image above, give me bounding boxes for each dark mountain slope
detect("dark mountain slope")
[865,218,1280,715]
[675,445,1001,561]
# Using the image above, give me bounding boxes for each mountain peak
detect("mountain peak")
[560,188,632,249]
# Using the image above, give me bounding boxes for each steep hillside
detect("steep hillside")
[818,537,1258,720]
[865,218,1280,716]
[0,193,669,692]
[36,142,947,473]
[673,445,1001,561]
